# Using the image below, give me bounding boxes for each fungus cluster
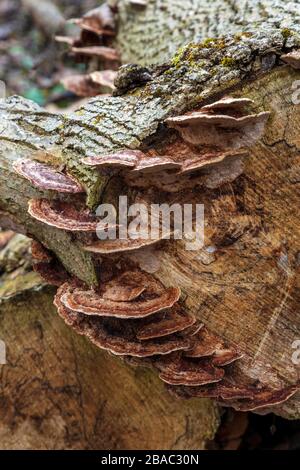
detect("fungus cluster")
[55,3,119,97]
[81,97,270,192]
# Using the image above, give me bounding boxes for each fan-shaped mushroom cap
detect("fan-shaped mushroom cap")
[102,271,146,301]
[136,306,196,340]
[28,199,114,233]
[55,36,75,46]
[186,326,227,357]
[61,70,116,97]
[217,383,300,411]
[180,321,204,337]
[167,378,266,400]
[185,326,242,366]
[200,97,253,112]
[82,150,143,168]
[54,285,190,357]
[281,50,300,69]
[68,4,116,35]
[61,282,181,319]
[89,70,117,88]
[156,353,225,386]
[178,149,248,174]
[165,111,270,148]
[132,157,181,173]
[71,46,119,61]
[83,230,170,254]
[13,159,84,193]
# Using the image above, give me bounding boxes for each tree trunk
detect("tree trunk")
[0,0,300,436]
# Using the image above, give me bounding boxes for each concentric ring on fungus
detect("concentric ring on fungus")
[13,159,84,193]
[54,284,190,357]
[28,199,115,233]
[156,353,225,386]
[60,282,181,318]
[184,326,242,366]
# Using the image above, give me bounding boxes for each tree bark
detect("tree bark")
[0,0,300,426]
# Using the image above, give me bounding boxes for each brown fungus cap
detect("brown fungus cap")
[165,111,270,148]
[217,383,300,411]
[13,159,84,193]
[102,271,147,302]
[61,283,181,319]
[136,305,196,340]
[281,50,300,69]
[185,326,242,367]
[156,353,225,386]
[82,150,143,168]
[132,157,181,173]
[71,46,119,61]
[68,3,116,36]
[54,285,190,357]
[28,199,115,233]
[83,230,170,254]
[61,70,116,97]
[200,97,254,112]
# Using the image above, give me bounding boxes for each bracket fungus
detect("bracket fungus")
[281,50,300,69]
[136,306,196,340]
[83,150,143,168]
[185,326,243,367]
[60,283,181,319]
[68,3,116,36]
[80,95,269,194]
[71,46,120,61]
[165,110,270,148]
[156,353,225,386]
[13,159,84,193]
[54,283,190,357]
[28,199,115,233]
[61,70,116,97]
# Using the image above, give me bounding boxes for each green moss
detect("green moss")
[281,28,293,39]
[221,57,236,67]
[171,38,226,69]
[171,45,188,67]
